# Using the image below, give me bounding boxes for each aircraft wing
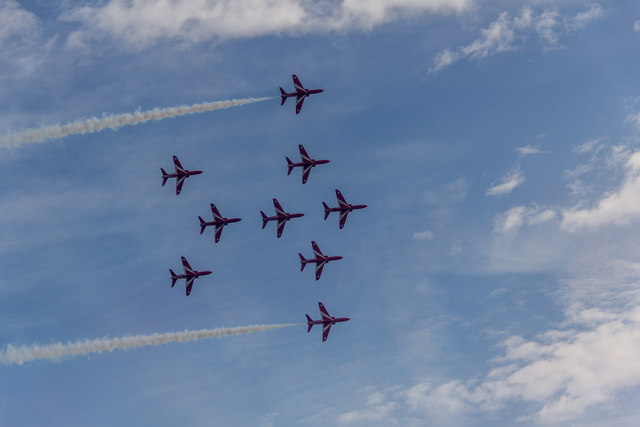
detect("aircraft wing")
[322,323,332,342]
[276,218,287,238]
[185,277,194,296]
[311,241,324,257]
[273,198,285,216]
[181,257,195,274]
[298,145,311,162]
[214,224,224,243]
[336,189,349,208]
[315,262,325,281]
[319,302,331,320]
[302,165,312,184]
[295,94,306,114]
[173,156,186,173]
[292,74,305,92]
[210,204,223,220]
[176,176,186,195]
[339,210,350,229]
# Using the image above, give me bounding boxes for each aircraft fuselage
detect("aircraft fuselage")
[163,170,203,179]
[202,217,241,227]
[263,212,304,222]
[281,88,324,99]
[328,203,367,213]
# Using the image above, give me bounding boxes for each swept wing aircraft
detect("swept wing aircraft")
[279,74,323,114]
[322,189,368,229]
[299,241,343,280]
[199,204,242,243]
[286,145,330,184]
[260,198,304,238]
[161,156,202,195]
[170,256,212,296]
[306,302,350,342]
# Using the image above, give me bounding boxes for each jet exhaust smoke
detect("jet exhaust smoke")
[0,97,272,148]
[0,323,295,366]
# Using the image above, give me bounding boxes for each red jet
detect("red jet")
[306,302,350,342]
[299,241,343,280]
[199,204,242,243]
[260,198,304,238]
[322,189,368,229]
[170,257,212,296]
[161,156,203,195]
[286,145,330,184]
[279,74,324,114]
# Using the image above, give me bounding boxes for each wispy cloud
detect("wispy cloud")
[493,205,556,234]
[413,229,434,240]
[634,20,640,32]
[516,145,543,155]
[431,4,604,72]
[63,0,472,48]
[485,167,524,196]
[562,151,640,231]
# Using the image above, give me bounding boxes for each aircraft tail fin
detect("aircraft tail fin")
[198,216,206,235]
[306,315,313,332]
[161,168,168,186]
[260,211,268,229]
[299,253,307,271]
[322,202,331,220]
[169,269,177,287]
[286,157,294,175]
[279,87,286,105]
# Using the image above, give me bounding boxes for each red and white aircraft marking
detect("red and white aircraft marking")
[170,257,212,296]
[286,144,330,184]
[198,204,242,243]
[279,74,324,114]
[306,302,350,342]
[260,198,304,238]
[161,156,203,195]
[322,189,368,229]
[299,241,343,280]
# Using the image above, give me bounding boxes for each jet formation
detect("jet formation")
[160,75,356,341]
[279,74,324,114]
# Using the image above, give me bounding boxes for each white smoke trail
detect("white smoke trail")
[0,323,296,365]
[0,97,272,148]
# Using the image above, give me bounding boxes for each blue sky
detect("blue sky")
[1,0,640,425]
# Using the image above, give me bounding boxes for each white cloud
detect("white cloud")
[413,229,434,240]
[562,151,640,231]
[0,0,38,45]
[432,4,604,72]
[63,0,473,47]
[339,302,640,425]
[634,20,640,32]
[0,0,49,79]
[516,145,543,155]
[494,205,555,234]
[486,167,524,196]
[574,137,602,154]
